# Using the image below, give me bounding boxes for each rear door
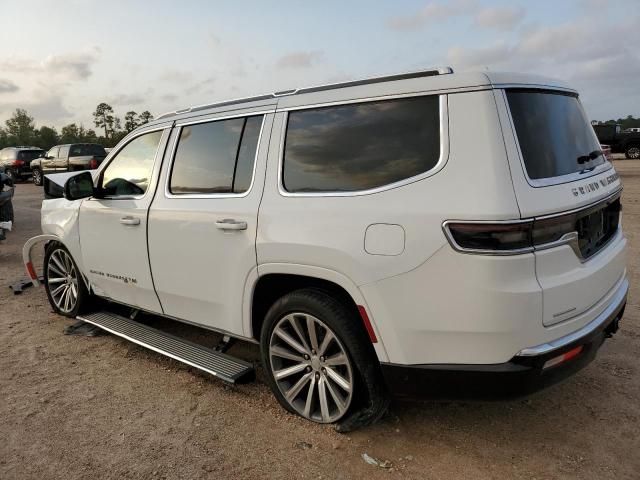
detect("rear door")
[497,88,625,326]
[148,110,273,335]
[79,127,170,312]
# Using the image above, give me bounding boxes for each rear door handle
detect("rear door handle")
[215,219,247,231]
[120,216,140,226]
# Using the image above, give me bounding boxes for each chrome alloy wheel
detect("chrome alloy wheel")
[628,147,640,159]
[47,249,79,313]
[33,169,42,185]
[269,313,354,423]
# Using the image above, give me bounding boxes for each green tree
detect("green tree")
[93,102,115,139]
[138,111,153,125]
[34,125,59,149]
[60,123,82,144]
[124,111,139,132]
[0,127,8,149]
[5,108,36,146]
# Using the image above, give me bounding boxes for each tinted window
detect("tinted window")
[17,150,42,161]
[507,90,605,180]
[70,144,107,157]
[170,115,262,194]
[283,96,440,193]
[101,130,163,196]
[59,146,70,158]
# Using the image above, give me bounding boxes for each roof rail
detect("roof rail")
[156,66,453,120]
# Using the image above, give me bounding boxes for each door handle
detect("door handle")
[215,219,247,231]
[120,216,141,226]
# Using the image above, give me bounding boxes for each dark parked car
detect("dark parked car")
[30,143,107,186]
[0,146,44,182]
[593,124,640,159]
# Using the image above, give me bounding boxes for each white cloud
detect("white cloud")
[474,6,525,31]
[387,0,476,31]
[276,51,324,69]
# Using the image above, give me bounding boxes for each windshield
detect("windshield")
[507,89,605,180]
[70,144,106,157]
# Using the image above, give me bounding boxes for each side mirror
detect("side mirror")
[64,171,95,200]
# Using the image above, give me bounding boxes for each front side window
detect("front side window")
[169,115,263,194]
[59,146,70,158]
[46,147,59,159]
[507,89,605,180]
[101,130,163,196]
[283,95,441,193]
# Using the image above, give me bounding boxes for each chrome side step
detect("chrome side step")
[78,311,255,384]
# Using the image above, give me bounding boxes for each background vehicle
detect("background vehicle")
[24,68,627,430]
[30,143,107,186]
[0,172,14,241]
[0,146,44,182]
[593,123,640,159]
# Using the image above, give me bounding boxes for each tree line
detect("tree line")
[592,115,640,130]
[0,104,154,150]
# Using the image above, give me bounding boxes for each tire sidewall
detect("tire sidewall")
[260,288,377,422]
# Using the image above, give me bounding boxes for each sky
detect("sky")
[0,0,638,130]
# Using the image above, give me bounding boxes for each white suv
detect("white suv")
[24,68,628,431]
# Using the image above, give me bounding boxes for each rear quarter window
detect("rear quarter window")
[282,95,441,193]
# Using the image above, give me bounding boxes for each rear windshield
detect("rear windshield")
[70,144,106,157]
[18,150,43,161]
[507,89,605,180]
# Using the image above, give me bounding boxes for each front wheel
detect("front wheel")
[32,168,43,186]
[260,288,388,430]
[44,243,92,317]
[625,145,640,160]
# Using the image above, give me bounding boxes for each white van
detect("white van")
[24,68,627,431]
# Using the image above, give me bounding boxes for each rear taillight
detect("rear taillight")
[444,213,580,255]
[13,160,24,167]
[89,158,98,169]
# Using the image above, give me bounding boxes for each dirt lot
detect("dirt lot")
[1,160,639,480]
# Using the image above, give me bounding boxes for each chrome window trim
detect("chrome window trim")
[499,89,613,188]
[442,188,623,259]
[277,94,449,198]
[94,126,170,201]
[164,114,267,199]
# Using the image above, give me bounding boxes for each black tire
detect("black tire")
[0,196,13,223]
[32,168,43,186]
[625,145,640,160]
[260,288,388,431]
[44,242,93,317]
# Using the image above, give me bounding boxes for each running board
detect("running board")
[77,311,255,384]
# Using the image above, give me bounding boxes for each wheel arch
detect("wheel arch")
[246,263,388,362]
[23,234,89,290]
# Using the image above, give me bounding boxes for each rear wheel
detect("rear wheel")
[260,288,388,429]
[44,243,92,317]
[32,168,43,186]
[625,145,640,160]
[3,168,16,183]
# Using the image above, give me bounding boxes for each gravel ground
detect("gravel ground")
[1,159,639,479]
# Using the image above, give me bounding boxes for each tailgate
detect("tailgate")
[499,88,626,327]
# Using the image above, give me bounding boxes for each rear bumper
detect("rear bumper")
[381,277,628,399]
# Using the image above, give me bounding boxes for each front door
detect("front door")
[42,147,59,174]
[79,127,169,312]
[147,112,273,335]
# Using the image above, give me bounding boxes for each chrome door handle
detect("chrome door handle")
[215,219,247,231]
[120,216,140,226]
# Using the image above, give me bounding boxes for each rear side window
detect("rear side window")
[17,150,42,161]
[70,144,106,157]
[169,115,263,194]
[507,89,605,180]
[283,95,441,193]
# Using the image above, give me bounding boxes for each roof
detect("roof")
[149,67,574,125]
